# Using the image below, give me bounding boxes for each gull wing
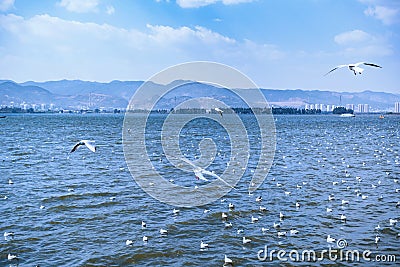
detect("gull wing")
[181,157,197,168]
[83,140,96,152]
[202,169,235,189]
[362,62,382,68]
[324,64,348,76]
[70,142,83,153]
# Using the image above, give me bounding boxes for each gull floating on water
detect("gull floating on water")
[242,236,251,244]
[143,236,148,242]
[273,222,281,229]
[4,231,14,240]
[160,228,168,235]
[278,231,287,237]
[324,62,382,76]
[141,221,146,228]
[8,253,18,261]
[200,240,209,249]
[327,235,336,244]
[224,255,233,264]
[126,240,133,246]
[375,235,380,246]
[70,140,96,153]
[173,208,180,215]
[290,229,299,235]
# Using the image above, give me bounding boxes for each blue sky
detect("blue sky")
[0,0,399,93]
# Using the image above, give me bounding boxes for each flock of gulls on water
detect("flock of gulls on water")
[4,61,398,266]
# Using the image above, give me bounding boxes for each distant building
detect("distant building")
[395,102,400,113]
[363,104,369,113]
[357,104,370,113]
[346,104,355,111]
[326,104,331,112]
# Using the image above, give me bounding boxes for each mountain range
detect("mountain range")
[0,79,399,111]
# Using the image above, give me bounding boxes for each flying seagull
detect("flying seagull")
[214,107,223,117]
[70,140,96,153]
[324,62,382,76]
[181,157,235,189]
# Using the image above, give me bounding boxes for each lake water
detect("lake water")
[1,113,399,266]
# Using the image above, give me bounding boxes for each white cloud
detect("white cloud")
[58,0,99,13]
[0,13,284,82]
[0,0,14,11]
[334,30,373,45]
[333,30,392,57]
[146,24,236,45]
[176,0,254,8]
[364,5,399,25]
[358,0,400,24]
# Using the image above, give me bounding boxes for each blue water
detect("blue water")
[1,114,399,266]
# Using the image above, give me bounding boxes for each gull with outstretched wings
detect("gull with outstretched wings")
[70,140,96,153]
[324,62,382,76]
[181,157,234,188]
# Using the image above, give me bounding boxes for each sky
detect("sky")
[0,0,399,93]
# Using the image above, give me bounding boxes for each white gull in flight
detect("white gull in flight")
[324,62,382,76]
[181,157,234,189]
[70,140,96,153]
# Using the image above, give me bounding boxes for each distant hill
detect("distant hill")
[1,80,399,111]
[0,81,54,105]
[0,81,129,109]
